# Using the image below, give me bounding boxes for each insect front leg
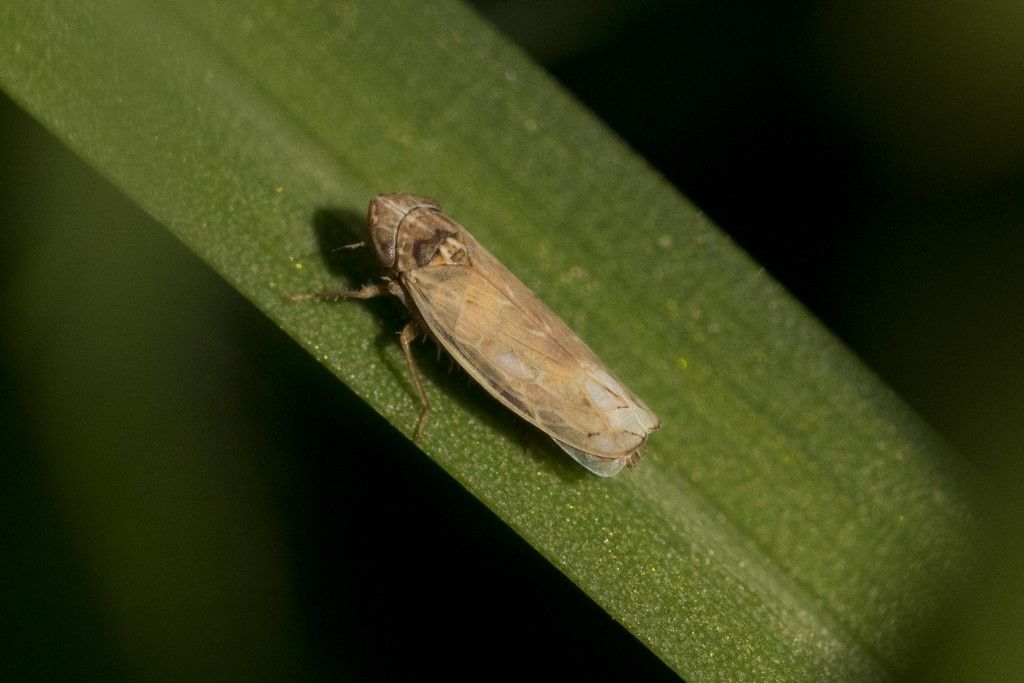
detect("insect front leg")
[399,321,431,441]
[287,278,426,437]
[283,282,388,303]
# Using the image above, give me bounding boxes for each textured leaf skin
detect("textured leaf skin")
[0,2,973,680]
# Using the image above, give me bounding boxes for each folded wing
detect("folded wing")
[404,232,659,468]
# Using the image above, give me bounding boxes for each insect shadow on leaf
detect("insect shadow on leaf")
[298,206,586,481]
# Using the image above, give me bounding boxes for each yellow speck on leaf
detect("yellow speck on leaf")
[677,356,689,369]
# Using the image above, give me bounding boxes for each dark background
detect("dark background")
[2,1,1021,679]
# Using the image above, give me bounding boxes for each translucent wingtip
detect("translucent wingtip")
[553,439,629,477]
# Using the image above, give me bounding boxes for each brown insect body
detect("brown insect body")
[362,193,660,477]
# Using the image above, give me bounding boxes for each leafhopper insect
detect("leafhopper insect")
[290,193,660,476]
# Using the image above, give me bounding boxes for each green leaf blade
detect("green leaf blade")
[0,1,974,679]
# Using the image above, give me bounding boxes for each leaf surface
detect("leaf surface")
[0,2,973,679]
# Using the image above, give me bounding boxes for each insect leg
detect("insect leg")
[399,321,431,441]
[283,282,387,303]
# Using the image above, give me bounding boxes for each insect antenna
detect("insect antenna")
[330,241,366,252]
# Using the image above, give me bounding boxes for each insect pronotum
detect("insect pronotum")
[288,193,660,476]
